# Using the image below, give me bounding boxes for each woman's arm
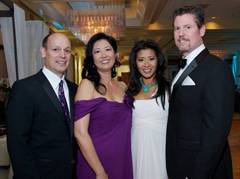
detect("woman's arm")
[74,79,108,179]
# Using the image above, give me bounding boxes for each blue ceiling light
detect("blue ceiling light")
[68,2,96,10]
[52,21,65,30]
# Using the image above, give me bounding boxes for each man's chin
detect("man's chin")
[179,49,189,56]
[178,47,187,52]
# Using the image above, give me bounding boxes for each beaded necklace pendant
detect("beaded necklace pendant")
[140,78,157,93]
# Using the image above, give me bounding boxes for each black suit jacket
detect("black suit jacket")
[166,49,235,179]
[7,70,78,179]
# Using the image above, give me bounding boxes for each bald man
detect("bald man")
[7,33,78,179]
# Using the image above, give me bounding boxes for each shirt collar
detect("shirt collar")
[42,66,65,89]
[183,44,205,65]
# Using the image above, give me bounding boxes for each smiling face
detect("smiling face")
[92,39,117,73]
[174,13,205,56]
[41,33,71,78]
[136,48,157,83]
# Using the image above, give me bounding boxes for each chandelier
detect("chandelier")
[65,2,125,44]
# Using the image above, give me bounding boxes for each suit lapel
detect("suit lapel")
[66,80,75,138]
[67,80,75,120]
[173,48,209,90]
[37,70,72,137]
[37,71,63,114]
[173,60,198,89]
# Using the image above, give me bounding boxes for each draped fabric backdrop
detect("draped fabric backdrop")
[26,21,49,76]
[0,17,16,86]
[0,4,49,86]
[14,4,28,80]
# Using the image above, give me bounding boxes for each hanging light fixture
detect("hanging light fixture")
[65,1,125,44]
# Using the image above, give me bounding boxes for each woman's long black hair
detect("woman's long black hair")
[126,40,170,109]
[81,33,119,95]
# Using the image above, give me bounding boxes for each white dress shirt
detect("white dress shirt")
[42,67,70,110]
[171,44,206,91]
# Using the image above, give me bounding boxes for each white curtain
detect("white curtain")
[14,4,28,80]
[0,17,16,86]
[26,21,49,76]
[0,4,49,86]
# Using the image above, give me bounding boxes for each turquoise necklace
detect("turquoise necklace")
[140,78,157,93]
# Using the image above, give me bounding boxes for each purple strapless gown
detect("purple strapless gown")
[74,95,133,179]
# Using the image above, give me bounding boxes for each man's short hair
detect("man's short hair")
[42,33,52,48]
[173,5,205,28]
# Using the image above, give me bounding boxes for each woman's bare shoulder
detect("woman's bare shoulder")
[75,79,95,101]
[117,81,127,91]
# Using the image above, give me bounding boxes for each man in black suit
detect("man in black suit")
[166,6,234,179]
[7,33,78,179]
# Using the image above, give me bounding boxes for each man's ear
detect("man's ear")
[200,24,206,37]
[40,47,46,58]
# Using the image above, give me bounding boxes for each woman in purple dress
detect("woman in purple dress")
[74,33,133,179]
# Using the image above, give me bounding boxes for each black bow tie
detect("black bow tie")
[179,58,187,69]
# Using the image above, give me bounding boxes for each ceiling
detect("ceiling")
[1,0,240,61]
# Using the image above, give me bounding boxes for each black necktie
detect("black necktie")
[179,58,187,69]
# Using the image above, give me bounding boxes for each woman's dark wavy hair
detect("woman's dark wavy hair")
[82,32,119,95]
[126,40,170,109]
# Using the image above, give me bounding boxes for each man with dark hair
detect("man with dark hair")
[7,33,78,179]
[166,5,234,179]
